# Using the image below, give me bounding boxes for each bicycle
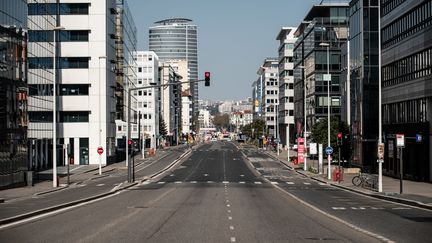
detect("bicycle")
[352,172,377,187]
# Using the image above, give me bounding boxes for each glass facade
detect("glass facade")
[0,0,28,187]
[27,0,56,173]
[149,18,198,121]
[293,4,349,138]
[345,0,379,169]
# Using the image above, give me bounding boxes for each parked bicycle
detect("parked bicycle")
[352,172,377,188]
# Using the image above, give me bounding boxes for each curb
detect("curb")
[0,182,138,227]
[0,148,192,226]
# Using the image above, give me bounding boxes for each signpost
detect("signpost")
[396,134,405,194]
[97,147,104,155]
[325,146,333,155]
[298,138,305,164]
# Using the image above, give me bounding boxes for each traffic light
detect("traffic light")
[204,72,210,86]
[337,132,343,146]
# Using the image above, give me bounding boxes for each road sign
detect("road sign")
[377,143,384,160]
[310,143,317,155]
[97,146,104,155]
[297,138,305,164]
[325,146,333,155]
[396,134,405,147]
[416,134,422,143]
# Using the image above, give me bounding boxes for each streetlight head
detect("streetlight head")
[53,26,65,30]
[319,42,329,47]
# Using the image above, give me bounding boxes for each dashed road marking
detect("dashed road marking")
[227,204,231,207]
[169,174,175,177]
[271,181,279,185]
[240,174,245,177]
[203,174,209,177]
[229,225,234,230]
[254,181,262,184]
[318,182,326,185]
[230,237,236,242]
[174,181,182,184]
[190,181,197,184]
[228,216,232,220]
[207,181,214,183]
[392,207,411,210]
[157,182,165,184]
[223,181,229,184]
[286,182,294,185]
[227,210,231,213]
[96,184,105,187]
[303,182,311,185]
[239,181,245,184]
[332,207,346,210]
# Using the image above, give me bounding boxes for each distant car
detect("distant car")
[211,137,218,142]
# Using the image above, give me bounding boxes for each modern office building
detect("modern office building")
[159,63,182,145]
[276,27,297,146]
[257,58,279,136]
[293,2,349,139]
[340,0,380,169]
[149,18,198,126]
[116,51,159,149]
[381,0,432,181]
[0,0,29,187]
[28,0,123,166]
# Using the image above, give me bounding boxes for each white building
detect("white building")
[258,58,279,136]
[29,0,126,166]
[276,27,297,146]
[218,101,233,114]
[230,110,253,132]
[116,51,159,149]
[198,109,211,129]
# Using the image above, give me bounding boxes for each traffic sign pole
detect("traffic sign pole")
[97,147,104,175]
[325,146,333,180]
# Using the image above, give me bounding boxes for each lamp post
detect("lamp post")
[98,56,106,175]
[52,25,65,188]
[320,42,331,180]
[378,1,383,192]
[298,65,308,171]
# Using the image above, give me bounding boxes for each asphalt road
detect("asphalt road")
[0,142,429,242]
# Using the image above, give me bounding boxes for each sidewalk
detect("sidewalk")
[265,147,432,210]
[0,146,182,203]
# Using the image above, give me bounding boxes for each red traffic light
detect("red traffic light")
[204,72,210,86]
[128,139,133,145]
[205,72,210,78]
[337,133,342,139]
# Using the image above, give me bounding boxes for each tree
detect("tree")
[159,115,168,138]
[241,119,266,138]
[310,117,349,150]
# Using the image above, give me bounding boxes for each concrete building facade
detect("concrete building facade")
[258,58,279,136]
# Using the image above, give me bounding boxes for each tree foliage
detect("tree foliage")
[310,117,349,149]
[241,119,266,138]
[213,113,230,129]
[159,115,168,138]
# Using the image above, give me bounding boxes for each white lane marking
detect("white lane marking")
[392,207,411,210]
[228,216,232,220]
[230,237,236,242]
[254,181,262,184]
[239,181,245,184]
[240,174,245,177]
[371,207,384,210]
[203,173,209,177]
[303,182,311,185]
[190,181,197,184]
[226,200,229,203]
[318,182,326,185]
[271,181,279,185]
[174,181,182,184]
[286,182,294,185]
[351,207,366,210]
[96,184,105,187]
[170,174,175,177]
[157,182,165,184]
[227,210,231,213]
[229,225,234,230]
[332,207,346,210]
[207,181,214,183]
[222,181,229,184]
[226,204,231,207]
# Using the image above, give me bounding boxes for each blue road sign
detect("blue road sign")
[325,146,333,155]
[416,134,422,143]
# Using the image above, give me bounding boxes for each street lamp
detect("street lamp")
[298,65,308,171]
[98,56,106,175]
[319,42,331,180]
[52,25,65,188]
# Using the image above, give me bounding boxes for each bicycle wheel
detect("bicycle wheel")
[352,176,362,186]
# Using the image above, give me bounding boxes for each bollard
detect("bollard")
[57,175,60,187]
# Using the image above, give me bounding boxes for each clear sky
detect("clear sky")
[128,0,322,101]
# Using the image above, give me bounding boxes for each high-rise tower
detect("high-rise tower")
[149,18,198,129]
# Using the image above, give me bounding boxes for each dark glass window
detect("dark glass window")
[28,57,53,69]
[28,3,89,15]
[59,84,89,95]
[28,84,53,96]
[29,111,53,122]
[60,111,89,122]
[28,30,53,42]
[59,30,89,41]
[59,57,89,69]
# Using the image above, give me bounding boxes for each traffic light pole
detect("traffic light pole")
[126,78,208,182]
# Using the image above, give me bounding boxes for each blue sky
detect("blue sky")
[128,0,321,101]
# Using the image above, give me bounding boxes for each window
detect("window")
[138,67,142,72]
[59,30,89,42]
[60,111,89,122]
[59,84,89,95]
[59,57,89,69]
[29,84,53,96]
[28,3,89,15]
[28,30,53,42]
[28,57,53,69]
[29,111,53,122]
[117,126,121,131]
